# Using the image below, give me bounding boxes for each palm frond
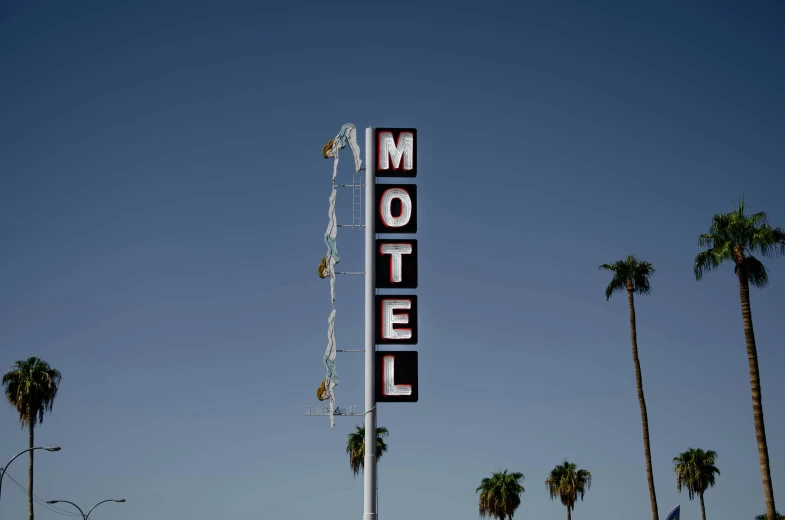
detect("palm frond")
[751,223,785,257]
[755,511,785,520]
[632,261,655,296]
[744,256,769,288]
[694,249,721,281]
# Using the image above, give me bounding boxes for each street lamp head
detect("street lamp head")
[43,446,61,452]
[115,499,126,503]
[46,500,60,504]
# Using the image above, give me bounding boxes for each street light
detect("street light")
[47,498,126,519]
[0,446,61,501]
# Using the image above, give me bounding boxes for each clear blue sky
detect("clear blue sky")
[1,1,783,519]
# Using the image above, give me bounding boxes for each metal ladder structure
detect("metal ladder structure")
[352,169,363,229]
[336,170,366,230]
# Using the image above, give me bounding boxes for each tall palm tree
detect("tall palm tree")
[476,469,525,520]
[545,460,592,520]
[346,425,388,477]
[673,447,720,520]
[2,357,62,520]
[600,255,659,520]
[694,199,784,520]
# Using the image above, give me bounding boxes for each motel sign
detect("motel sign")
[373,128,419,403]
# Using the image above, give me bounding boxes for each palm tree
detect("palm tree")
[545,460,592,520]
[346,425,388,477]
[694,199,784,520]
[600,255,659,520]
[476,469,525,520]
[2,357,62,520]
[673,447,720,520]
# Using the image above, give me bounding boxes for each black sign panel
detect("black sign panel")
[375,294,418,345]
[375,239,418,289]
[375,128,417,178]
[375,351,418,402]
[375,184,417,234]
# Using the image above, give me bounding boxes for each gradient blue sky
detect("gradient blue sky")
[1,1,783,519]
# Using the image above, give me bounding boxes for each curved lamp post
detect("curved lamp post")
[0,446,61,501]
[47,498,126,519]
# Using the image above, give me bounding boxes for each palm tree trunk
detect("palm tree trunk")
[737,272,776,520]
[567,505,572,520]
[28,423,34,520]
[699,492,706,520]
[628,288,659,520]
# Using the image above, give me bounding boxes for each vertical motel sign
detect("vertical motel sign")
[374,128,418,403]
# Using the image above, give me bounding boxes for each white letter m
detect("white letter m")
[378,131,414,171]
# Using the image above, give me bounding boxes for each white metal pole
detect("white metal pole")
[363,126,377,520]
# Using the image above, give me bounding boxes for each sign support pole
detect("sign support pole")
[363,126,377,520]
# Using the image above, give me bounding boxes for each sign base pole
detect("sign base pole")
[363,126,377,520]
